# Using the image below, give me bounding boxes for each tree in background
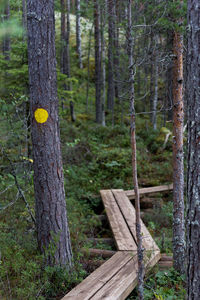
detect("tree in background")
[2,0,10,60]
[94,0,102,124]
[172,0,185,275]
[76,0,83,69]
[27,0,72,266]
[187,0,200,297]
[127,0,144,299]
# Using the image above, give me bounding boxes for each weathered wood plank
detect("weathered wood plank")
[112,190,160,252]
[100,190,137,251]
[92,250,160,300]
[125,184,173,200]
[61,252,132,300]
[92,253,138,300]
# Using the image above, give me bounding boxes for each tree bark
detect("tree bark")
[172,27,185,274]
[27,0,72,267]
[187,1,200,298]
[127,1,144,299]
[94,0,102,124]
[76,0,83,69]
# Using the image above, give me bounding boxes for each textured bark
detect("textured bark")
[127,1,144,299]
[3,1,10,61]
[187,1,200,298]
[76,0,83,69]
[172,28,185,274]
[94,0,102,123]
[107,0,115,116]
[27,0,72,267]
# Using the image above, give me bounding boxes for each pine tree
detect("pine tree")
[27,0,72,267]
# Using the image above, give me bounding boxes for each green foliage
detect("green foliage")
[127,268,186,300]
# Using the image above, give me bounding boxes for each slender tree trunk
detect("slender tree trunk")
[60,0,66,74]
[27,0,72,267]
[76,0,83,69]
[101,2,106,126]
[114,0,120,102]
[166,30,173,121]
[187,1,200,298]
[152,35,158,130]
[86,24,93,112]
[22,0,27,31]
[107,0,115,120]
[172,25,185,274]
[3,0,10,61]
[127,1,144,299]
[94,0,102,124]
[65,0,71,90]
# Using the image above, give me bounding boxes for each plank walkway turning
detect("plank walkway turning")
[61,185,170,300]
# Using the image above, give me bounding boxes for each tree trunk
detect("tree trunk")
[94,0,102,124]
[101,1,106,126]
[152,35,158,130]
[76,0,83,69]
[65,0,71,90]
[60,0,66,74]
[27,0,72,267]
[22,0,27,31]
[127,1,144,299]
[114,0,120,102]
[187,1,200,298]
[86,24,93,112]
[3,0,10,61]
[107,0,115,121]
[172,27,185,274]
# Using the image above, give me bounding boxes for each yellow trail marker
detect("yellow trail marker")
[34,108,49,124]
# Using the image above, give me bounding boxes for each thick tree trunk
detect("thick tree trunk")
[3,1,10,61]
[76,0,83,69]
[27,0,72,267]
[94,0,102,124]
[127,1,144,299]
[172,29,185,274]
[187,1,200,298]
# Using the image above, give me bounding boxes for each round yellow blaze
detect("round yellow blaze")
[34,108,49,124]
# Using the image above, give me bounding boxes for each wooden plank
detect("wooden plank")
[112,190,160,253]
[61,252,132,300]
[92,253,138,300]
[92,251,160,300]
[100,190,137,251]
[125,184,173,200]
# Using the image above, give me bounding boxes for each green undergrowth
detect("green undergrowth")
[127,267,186,300]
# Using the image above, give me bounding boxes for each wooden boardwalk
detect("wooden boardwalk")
[61,185,171,300]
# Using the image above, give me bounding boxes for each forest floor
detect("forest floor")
[0,107,186,299]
